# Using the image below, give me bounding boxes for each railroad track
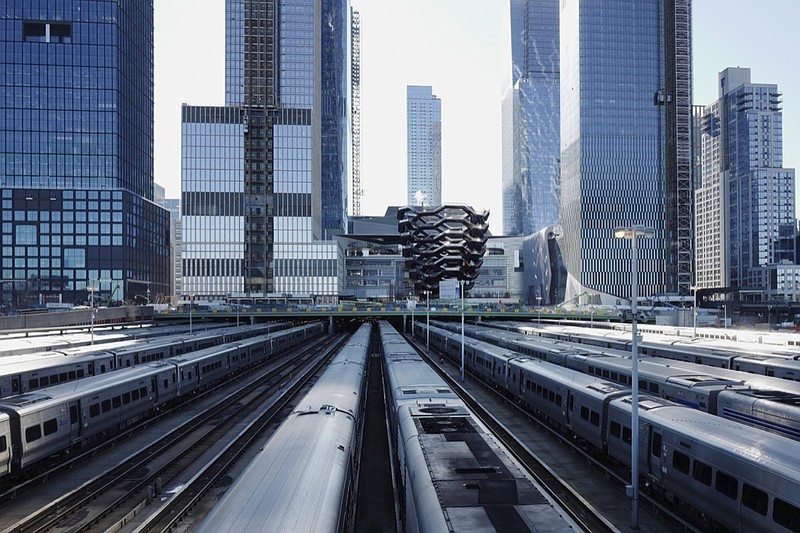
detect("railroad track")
[0,332,350,533]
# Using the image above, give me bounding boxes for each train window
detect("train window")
[43,419,58,436]
[611,372,619,381]
[29,379,39,389]
[649,383,659,393]
[590,411,600,427]
[77,370,85,378]
[68,371,76,380]
[622,426,632,445]
[90,404,100,417]
[101,399,111,413]
[0,436,6,453]
[610,421,621,438]
[112,396,121,409]
[40,376,49,386]
[122,392,131,405]
[715,470,738,500]
[773,498,800,532]
[25,425,41,443]
[651,432,662,457]
[70,405,78,424]
[163,379,169,389]
[132,389,140,401]
[581,406,590,421]
[59,372,68,382]
[672,451,690,474]
[692,460,712,486]
[742,484,768,516]
[548,390,555,403]
[556,394,562,406]
[139,386,147,398]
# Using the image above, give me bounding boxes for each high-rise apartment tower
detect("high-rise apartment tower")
[696,68,796,295]
[406,86,442,208]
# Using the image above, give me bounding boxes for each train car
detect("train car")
[0,413,11,478]
[0,362,177,473]
[385,322,580,532]
[196,323,371,533]
[606,395,800,533]
[429,322,800,532]
[0,322,326,479]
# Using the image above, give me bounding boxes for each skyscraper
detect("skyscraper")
[558,0,693,302]
[182,0,354,301]
[696,68,796,295]
[1,1,170,309]
[502,0,560,237]
[406,86,442,208]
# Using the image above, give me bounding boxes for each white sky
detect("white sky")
[154,0,800,235]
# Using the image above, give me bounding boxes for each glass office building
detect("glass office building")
[0,1,169,309]
[502,0,560,237]
[559,0,692,302]
[406,85,442,208]
[181,0,352,301]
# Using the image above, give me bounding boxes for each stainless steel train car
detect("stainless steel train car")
[0,321,325,479]
[418,322,800,532]
[382,321,580,532]
[491,320,800,380]
[0,322,292,398]
[430,321,800,441]
[196,323,371,533]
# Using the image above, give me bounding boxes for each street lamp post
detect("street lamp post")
[723,304,728,329]
[459,280,466,382]
[425,290,431,350]
[614,224,654,531]
[87,280,97,345]
[189,294,194,334]
[691,286,698,339]
[410,292,415,336]
[536,295,542,322]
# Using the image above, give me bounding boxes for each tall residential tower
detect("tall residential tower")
[1,0,170,309]
[558,0,693,303]
[696,68,796,298]
[406,86,442,208]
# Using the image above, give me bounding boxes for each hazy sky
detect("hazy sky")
[154,1,800,234]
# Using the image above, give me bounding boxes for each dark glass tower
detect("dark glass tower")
[0,0,169,309]
[559,0,692,301]
[502,0,560,237]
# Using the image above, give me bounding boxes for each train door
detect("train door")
[647,426,666,483]
[565,393,574,429]
[67,401,82,443]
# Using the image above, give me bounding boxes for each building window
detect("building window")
[23,21,72,43]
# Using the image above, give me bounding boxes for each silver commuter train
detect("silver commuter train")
[419,322,800,532]
[0,322,291,398]
[197,323,371,533]
[430,320,800,441]
[0,322,325,479]
[381,321,580,532]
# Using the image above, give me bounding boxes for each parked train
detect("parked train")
[430,320,800,442]
[381,321,581,532]
[197,323,371,533]
[416,323,800,533]
[491,320,800,381]
[0,322,325,480]
[0,322,292,398]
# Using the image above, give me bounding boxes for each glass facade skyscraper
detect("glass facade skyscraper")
[558,0,692,302]
[181,0,353,301]
[406,85,442,208]
[502,0,560,237]
[696,68,796,295]
[1,0,169,309]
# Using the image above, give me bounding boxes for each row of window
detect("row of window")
[28,368,88,390]
[671,448,800,529]
[524,378,563,408]
[87,386,150,419]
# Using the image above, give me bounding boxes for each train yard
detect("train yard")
[0,317,797,531]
